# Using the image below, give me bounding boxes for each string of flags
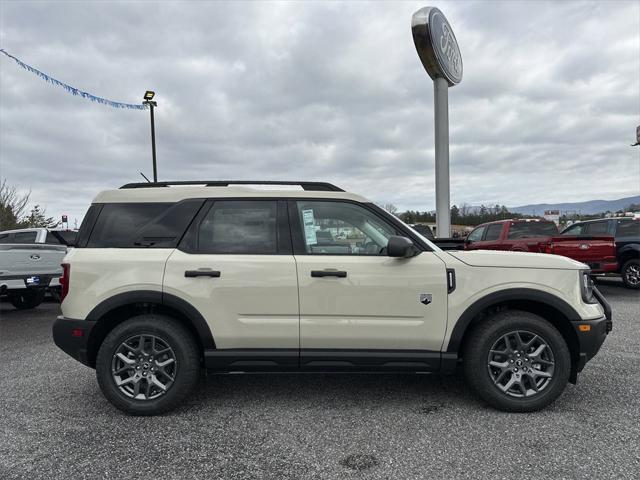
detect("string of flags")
[0,49,147,110]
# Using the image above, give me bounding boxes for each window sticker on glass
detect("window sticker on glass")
[301,209,317,246]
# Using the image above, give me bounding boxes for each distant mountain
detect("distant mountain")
[509,195,640,216]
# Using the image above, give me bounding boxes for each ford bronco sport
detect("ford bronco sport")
[53,181,612,415]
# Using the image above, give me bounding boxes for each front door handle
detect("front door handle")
[185,269,221,278]
[311,270,347,278]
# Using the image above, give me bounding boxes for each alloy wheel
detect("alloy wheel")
[111,334,177,400]
[625,264,640,286]
[487,330,555,398]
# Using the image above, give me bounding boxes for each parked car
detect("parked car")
[0,228,75,308]
[53,181,611,415]
[561,217,640,289]
[464,219,617,273]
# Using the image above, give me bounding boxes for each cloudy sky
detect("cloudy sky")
[1,0,638,225]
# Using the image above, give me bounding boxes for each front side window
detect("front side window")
[561,224,585,235]
[197,201,277,254]
[0,233,13,244]
[466,226,485,243]
[295,201,396,255]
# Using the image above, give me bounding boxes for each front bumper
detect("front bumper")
[573,287,612,372]
[52,316,96,367]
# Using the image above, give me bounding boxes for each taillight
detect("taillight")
[542,242,553,254]
[60,263,70,302]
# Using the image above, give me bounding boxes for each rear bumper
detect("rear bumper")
[0,276,61,291]
[52,316,96,367]
[587,261,618,274]
[574,287,612,372]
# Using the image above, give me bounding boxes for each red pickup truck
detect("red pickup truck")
[464,219,617,273]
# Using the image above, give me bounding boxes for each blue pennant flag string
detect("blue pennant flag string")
[0,49,147,110]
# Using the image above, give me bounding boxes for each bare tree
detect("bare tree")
[383,203,398,215]
[459,203,470,217]
[0,179,31,230]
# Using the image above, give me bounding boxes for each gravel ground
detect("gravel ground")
[0,279,638,479]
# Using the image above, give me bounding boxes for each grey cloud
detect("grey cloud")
[0,0,638,225]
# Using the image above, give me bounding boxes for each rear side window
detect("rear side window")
[484,224,503,241]
[617,220,640,237]
[195,200,278,254]
[585,221,609,235]
[508,222,558,239]
[13,231,37,243]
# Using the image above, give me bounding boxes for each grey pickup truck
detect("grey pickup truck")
[0,228,75,309]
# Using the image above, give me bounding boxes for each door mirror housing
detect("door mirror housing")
[387,236,419,258]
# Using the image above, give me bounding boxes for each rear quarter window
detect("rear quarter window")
[13,231,37,243]
[83,201,207,248]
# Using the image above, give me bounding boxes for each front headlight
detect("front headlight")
[580,270,597,304]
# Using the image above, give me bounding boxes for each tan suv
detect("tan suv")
[53,181,612,415]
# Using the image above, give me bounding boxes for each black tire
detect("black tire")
[96,314,200,415]
[621,259,640,290]
[463,310,571,412]
[9,289,45,310]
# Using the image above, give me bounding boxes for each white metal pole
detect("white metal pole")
[433,76,451,238]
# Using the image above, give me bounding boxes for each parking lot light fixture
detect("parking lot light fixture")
[142,91,158,182]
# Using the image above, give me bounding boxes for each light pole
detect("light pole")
[412,7,463,238]
[142,90,158,182]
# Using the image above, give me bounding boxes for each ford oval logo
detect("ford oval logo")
[412,7,463,86]
[30,254,41,260]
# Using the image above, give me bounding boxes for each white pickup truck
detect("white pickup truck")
[0,228,75,309]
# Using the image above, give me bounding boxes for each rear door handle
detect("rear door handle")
[185,269,221,278]
[311,270,347,278]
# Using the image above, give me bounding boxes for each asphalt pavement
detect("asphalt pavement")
[0,279,638,479]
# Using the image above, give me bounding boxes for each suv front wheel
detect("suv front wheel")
[96,315,200,415]
[621,259,640,289]
[463,310,571,412]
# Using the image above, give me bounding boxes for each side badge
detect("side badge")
[420,293,433,305]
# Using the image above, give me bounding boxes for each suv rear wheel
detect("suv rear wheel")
[96,314,200,415]
[463,310,571,412]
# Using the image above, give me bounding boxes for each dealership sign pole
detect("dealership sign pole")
[412,8,463,237]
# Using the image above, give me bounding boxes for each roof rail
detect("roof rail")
[119,180,344,192]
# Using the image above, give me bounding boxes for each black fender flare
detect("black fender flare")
[446,288,581,353]
[618,244,640,263]
[85,290,215,349]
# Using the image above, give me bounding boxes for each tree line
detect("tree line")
[0,179,58,230]
[398,204,526,226]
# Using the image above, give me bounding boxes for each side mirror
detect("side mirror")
[387,236,418,258]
